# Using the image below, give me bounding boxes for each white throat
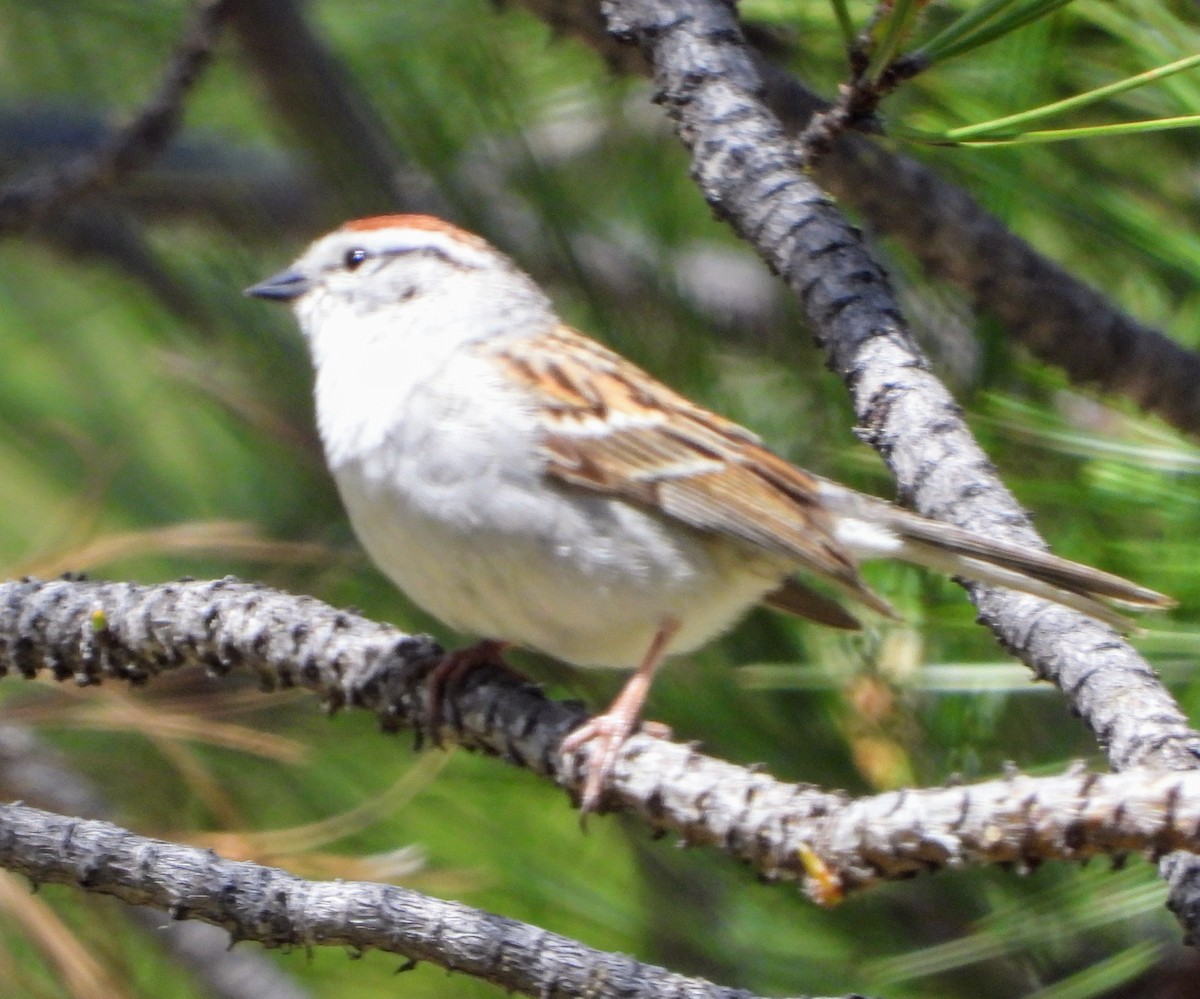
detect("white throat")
[295,260,555,468]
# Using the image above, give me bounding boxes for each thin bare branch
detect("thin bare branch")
[0,106,321,237]
[0,0,236,235]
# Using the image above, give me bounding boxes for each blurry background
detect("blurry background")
[1,1,1198,997]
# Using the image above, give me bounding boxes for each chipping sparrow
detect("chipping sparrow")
[248,214,1173,811]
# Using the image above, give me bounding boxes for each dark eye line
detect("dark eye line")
[383,246,477,271]
[341,245,477,274]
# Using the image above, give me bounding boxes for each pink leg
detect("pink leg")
[560,618,680,815]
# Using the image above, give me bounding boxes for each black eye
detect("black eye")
[344,247,369,270]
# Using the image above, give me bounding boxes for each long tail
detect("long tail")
[826,492,1174,630]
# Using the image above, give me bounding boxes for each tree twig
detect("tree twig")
[0,0,236,235]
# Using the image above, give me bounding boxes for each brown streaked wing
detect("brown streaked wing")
[483,326,894,616]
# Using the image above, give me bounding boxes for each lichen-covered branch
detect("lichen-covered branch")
[0,576,577,774]
[794,766,1200,899]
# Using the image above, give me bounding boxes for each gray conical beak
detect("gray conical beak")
[245,269,310,302]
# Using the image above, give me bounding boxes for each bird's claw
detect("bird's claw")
[561,713,672,818]
[424,639,514,746]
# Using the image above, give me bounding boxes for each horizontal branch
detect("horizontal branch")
[3,576,1198,903]
[0,799,785,999]
[0,575,579,774]
[0,724,314,999]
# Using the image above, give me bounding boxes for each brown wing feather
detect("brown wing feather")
[482,326,894,617]
[483,328,1172,626]
[763,578,863,629]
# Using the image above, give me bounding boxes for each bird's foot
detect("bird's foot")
[561,617,679,820]
[425,639,515,745]
[561,711,672,817]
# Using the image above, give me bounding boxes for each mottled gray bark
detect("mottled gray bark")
[2,577,1197,903]
[599,0,1200,935]
[515,0,1200,436]
[0,798,801,999]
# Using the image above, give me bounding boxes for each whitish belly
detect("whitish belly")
[318,347,782,669]
[337,468,780,670]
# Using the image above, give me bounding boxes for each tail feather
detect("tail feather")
[892,513,1173,607]
[820,489,1175,629]
[881,510,1174,629]
[899,541,1138,629]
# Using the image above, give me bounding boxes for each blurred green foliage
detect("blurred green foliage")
[0,1,1197,997]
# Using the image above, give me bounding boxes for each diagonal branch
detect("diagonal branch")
[514,0,1200,437]
[594,0,1197,767]
[596,0,1200,929]
[226,0,405,219]
[3,577,1199,904]
[0,0,236,235]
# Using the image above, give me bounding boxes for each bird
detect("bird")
[247,214,1173,812]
